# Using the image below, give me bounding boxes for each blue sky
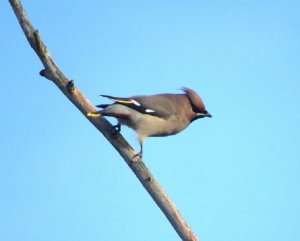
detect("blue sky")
[1,0,300,240]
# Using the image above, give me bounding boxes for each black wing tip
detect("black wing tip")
[100,95,131,102]
[96,104,110,109]
[100,94,114,98]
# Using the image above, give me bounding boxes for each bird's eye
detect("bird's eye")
[191,103,201,113]
[191,103,207,115]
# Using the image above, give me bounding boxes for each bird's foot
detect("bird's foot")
[66,80,75,94]
[131,143,143,161]
[132,150,143,160]
[113,123,121,132]
[111,123,121,137]
[130,152,142,162]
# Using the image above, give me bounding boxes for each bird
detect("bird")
[87,87,211,157]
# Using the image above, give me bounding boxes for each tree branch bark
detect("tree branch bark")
[8,1,199,240]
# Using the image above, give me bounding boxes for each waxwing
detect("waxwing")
[88,87,211,157]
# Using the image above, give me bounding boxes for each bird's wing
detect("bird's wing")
[100,94,181,119]
[133,94,179,118]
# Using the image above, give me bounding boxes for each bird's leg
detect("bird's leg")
[138,143,143,158]
[138,137,145,158]
[133,140,143,160]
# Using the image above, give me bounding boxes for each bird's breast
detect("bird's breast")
[133,114,190,138]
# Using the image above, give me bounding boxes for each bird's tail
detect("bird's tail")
[87,112,102,117]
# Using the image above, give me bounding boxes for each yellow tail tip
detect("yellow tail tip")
[87,112,102,117]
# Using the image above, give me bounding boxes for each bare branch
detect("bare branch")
[8,1,199,240]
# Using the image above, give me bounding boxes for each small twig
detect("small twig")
[8,1,199,240]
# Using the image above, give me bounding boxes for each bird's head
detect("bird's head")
[182,87,212,122]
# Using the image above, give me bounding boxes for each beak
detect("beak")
[206,112,212,118]
[191,111,212,122]
[196,111,212,118]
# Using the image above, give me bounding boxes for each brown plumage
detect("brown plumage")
[88,87,211,157]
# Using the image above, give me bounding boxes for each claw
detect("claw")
[111,123,121,137]
[133,144,143,159]
[131,152,142,162]
[113,123,121,132]
[66,80,75,94]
